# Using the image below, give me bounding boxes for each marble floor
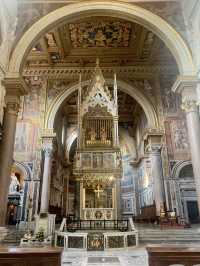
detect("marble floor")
[62,247,148,266]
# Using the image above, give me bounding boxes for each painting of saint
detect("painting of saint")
[14,121,38,161]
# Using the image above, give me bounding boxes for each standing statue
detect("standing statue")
[90,128,96,142]
[100,128,107,142]
[9,172,20,194]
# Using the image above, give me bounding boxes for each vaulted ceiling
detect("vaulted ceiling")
[25,16,176,68]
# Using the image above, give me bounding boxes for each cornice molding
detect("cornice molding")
[172,75,199,94]
[2,77,29,96]
[23,65,177,79]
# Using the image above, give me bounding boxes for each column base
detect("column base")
[35,213,56,237]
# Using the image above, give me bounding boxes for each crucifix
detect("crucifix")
[94,184,104,198]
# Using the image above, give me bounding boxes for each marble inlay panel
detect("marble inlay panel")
[62,248,148,266]
[88,256,120,264]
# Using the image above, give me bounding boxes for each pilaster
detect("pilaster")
[172,75,200,214]
[144,130,165,216]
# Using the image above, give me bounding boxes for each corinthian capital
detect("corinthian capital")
[42,140,53,157]
[146,143,162,154]
[181,99,198,113]
[5,96,20,115]
[41,129,56,157]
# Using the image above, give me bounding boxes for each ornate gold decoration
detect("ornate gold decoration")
[69,21,131,48]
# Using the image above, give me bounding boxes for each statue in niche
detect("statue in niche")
[9,172,20,194]
[100,127,107,142]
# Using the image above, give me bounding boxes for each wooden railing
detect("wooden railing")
[147,246,200,266]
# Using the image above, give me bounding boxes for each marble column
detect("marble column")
[182,99,200,211]
[116,180,121,219]
[40,141,53,214]
[0,98,20,225]
[113,117,119,147]
[149,145,165,216]
[79,181,84,219]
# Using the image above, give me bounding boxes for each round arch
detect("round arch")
[8,1,196,77]
[45,79,158,130]
[12,162,32,181]
[171,160,194,179]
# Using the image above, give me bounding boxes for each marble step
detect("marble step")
[2,230,25,244]
[138,229,200,243]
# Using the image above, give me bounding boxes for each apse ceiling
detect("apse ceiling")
[26,16,176,68]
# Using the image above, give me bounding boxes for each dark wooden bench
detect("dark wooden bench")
[0,246,62,266]
[147,245,200,266]
[135,205,157,223]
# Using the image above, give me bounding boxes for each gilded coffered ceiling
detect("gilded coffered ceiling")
[25,16,176,70]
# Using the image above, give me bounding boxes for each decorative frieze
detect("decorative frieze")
[23,65,177,79]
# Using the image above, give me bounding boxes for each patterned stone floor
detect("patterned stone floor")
[62,247,148,266]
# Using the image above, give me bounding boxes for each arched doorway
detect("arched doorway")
[171,161,199,224]
[7,162,31,225]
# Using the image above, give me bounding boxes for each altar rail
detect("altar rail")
[66,219,129,231]
[55,231,138,250]
[147,245,200,266]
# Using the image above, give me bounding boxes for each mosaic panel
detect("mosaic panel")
[87,233,104,251]
[107,235,124,248]
[127,234,136,247]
